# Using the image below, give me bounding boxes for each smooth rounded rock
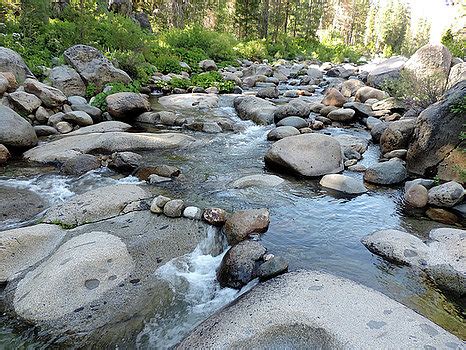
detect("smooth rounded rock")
[404,184,428,208]
[364,159,407,185]
[231,174,285,189]
[203,208,228,226]
[267,126,300,141]
[276,116,308,128]
[320,174,367,194]
[223,208,270,245]
[106,92,150,120]
[63,111,94,126]
[428,181,464,208]
[60,154,101,175]
[327,108,355,122]
[0,106,38,148]
[163,199,184,218]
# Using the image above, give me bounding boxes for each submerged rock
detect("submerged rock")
[158,93,219,110]
[320,174,367,194]
[230,174,285,188]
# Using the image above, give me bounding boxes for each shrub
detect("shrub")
[191,71,234,92]
[441,29,465,59]
[91,82,141,111]
[235,39,268,60]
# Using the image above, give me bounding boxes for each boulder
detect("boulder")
[0,144,10,164]
[49,65,86,97]
[106,92,150,119]
[428,181,464,207]
[371,97,406,112]
[256,86,279,99]
[364,158,407,185]
[199,59,217,71]
[321,88,347,107]
[7,91,42,114]
[404,184,428,208]
[264,134,343,177]
[0,187,45,225]
[403,44,452,88]
[0,224,66,283]
[71,104,102,121]
[63,45,131,89]
[55,121,73,134]
[334,134,368,155]
[23,132,194,164]
[341,79,365,97]
[68,96,87,105]
[257,256,288,281]
[158,93,219,110]
[380,119,415,154]
[276,116,308,128]
[234,96,277,125]
[0,106,38,148]
[23,78,67,108]
[67,121,131,135]
[274,99,311,122]
[0,46,34,83]
[406,81,466,180]
[216,240,266,289]
[320,174,367,194]
[371,122,389,143]
[267,126,300,141]
[231,174,284,189]
[178,271,463,349]
[34,125,58,137]
[343,102,374,118]
[60,154,101,175]
[44,184,148,227]
[327,108,355,122]
[355,86,388,103]
[109,151,143,173]
[63,111,94,126]
[366,56,407,88]
[447,62,466,90]
[223,209,270,245]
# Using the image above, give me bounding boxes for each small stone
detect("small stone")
[55,121,73,134]
[223,209,270,245]
[149,199,163,214]
[163,199,184,218]
[68,96,87,105]
[258,256,289,281]
[267,126,300,141]
[0,144,10,164]
[404,184,428,208]
[34,125,58,137]
[63,111,93,126]
[203,208,228,226]
[183,206,203,220]
[155,195,171,208]
[348,164,366,172]
[109,151,143,173]
[148,174,172,184]
[327,108,355,122]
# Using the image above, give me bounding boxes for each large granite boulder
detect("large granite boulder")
[366,56,407,88]
[406,80,466,180]
[0,46,34,83]
[106,92,150,119]
[0,106,38,148]
[234,95,277,125]
[24,78,67,108]
[48,65,86,97]
[273,98,311,123]
[63,45,131,89]
[265,134,344,177]
[447,62,466,90]
[380,119,415,154]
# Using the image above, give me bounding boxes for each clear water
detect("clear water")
[0,94,464,348]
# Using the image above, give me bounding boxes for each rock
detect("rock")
[44,184,148,226]
[283,90,300,98]
[178,270,463,349]
[0,224,66,283]
[265,134,343,177]
[64,45,131,89]
[406,81,466,180]
[276,116,308,128]
[365,116,382,129]
[135,165,180,180]
[109,151,143,173]
[199,59,217,71]
[319,105,337,117]
[404,184,428,207]
[380,119,415,154]
[63,111,93,126]
[327,108,355,122]
[383,149,407,159]
[0,72,17,92]
[71,104,102,121]
[0,187,45,225]
[0,144,10,164]
[428,181,464,207]
[0,74,10,94]
[67,121,131,135]
[334,134,368,155]
[273,99,311,123]
[447,62,466,89]
[183,206,202,220]
[355,86,388,103]
[341,79,365,97]
[320,174,367,194]
[405,178,435,191]
[55,121,73,134]
[267,126,300,141]
[148,174,171,184]
[7,91,42,114]
[309,102,325,113]
[203,208,228,226]
[60,154,101,175]
[364,158,407,185]
[370,122,389,143]
[372,97,406,111]
[68,96,87,105]
[216,240,266,289]
[23,78,67,108]
[47,112,65,126]
[106,92,150,119]
[34,125,58,137]
[243,74,267,87]
[35,106,49,123]
[0,46,34,83]
[49,65,86,97]
[403,44,452,88]
[343,102,374,118]
[321,88,347,107]
[234,96,277,125]
[231,174,285,188]
[133,11,152,31]
[426,208,459,225]
[257,256,288,281]
[256,86,279,99]
[202,122,222,133]
[362,228,465,296]
[223,209,270,245]
[23,132,194,164]
[366,56,407,88]
[163,199,184,218]
[159,93,219,111]
[0,106,38,148]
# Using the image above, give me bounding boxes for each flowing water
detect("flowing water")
[0,93,464,348]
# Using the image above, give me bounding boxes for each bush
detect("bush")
[235,39,268,60]
[91,82,141,111]
[441,29,465,59]
[191,71,235,92]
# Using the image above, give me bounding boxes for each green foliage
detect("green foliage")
[91,82,141,111]
[153,54,184,74]
[441,29,465,59]
[191,72,234,92]
[86,83,97,98]
[235,39,269,60]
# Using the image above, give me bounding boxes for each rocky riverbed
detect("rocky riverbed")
[0,43,465,348]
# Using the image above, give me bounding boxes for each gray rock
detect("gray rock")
[257,256,288,281]
[55,121,73,134]
[199,59,217,71]
[47,112,65,126]
[0,187,45,225]
[372,97,406,111]
[276,116,308,128]
[0,105,38,148]
[366,116,382,129]
[364,158,407,185]
[273,99,311,123]
[256,86,279,99]
[343,101,374,118]
[183,206,202,220]
[68,96,87,105]
[334,134,368,155]
[231,174,285,188]
[320,174,367,194]
[202,122,222,133]
[158,93,219,111]
[447,62,466,89]
[33,125,58,137]
[370,122,389,143]
[23,78,67,108]
[404,178,435,191]
[234,95,277,125]
[217,240,266,289]
[223,208,270,245]
[7,91,41,114]
[0,224,65,283]
[0,144,10,164]
[23,132,195,164]
[0,46,34,83]
[67,121,131,135]
[49,65,86,97]
[106,92,150,120]
[428,181,465,207]
[380,119,415,154]
[327,108,355,122]
[148,174,172,184]
[64,45,131,89]
[63,111,94,126]
[163,199,184,218]
[366,56,407,88]
[35,106,49,123]
[265,134,343,177]
[404,184,428,208]
[60,154,101,175]
[355,86,388,103]
[319,105,337,117]
[44,184,148,226]
[267,126,300,141]
[109,151,143,173]
[71,104,102,121]
[341,79,365,97]
[178,270,462,349]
